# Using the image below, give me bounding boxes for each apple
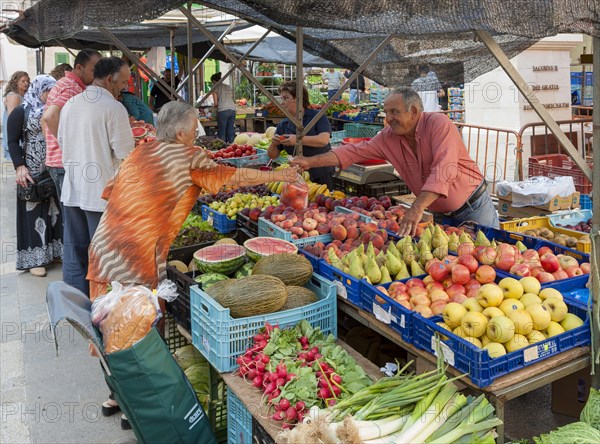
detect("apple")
[463,298,484,313]
[457,243,475,256]
[580,262,591,274]
[436,322,451,340]
[446,284,466,298]
[443,302,468,329]
[406,278,425,288]
[552,269,569,281]
[453,326,467,338]
[483,342,507,358]
[423,275,435,285]
[537,272,556,283]
[465,279,481,292]
[495,253,516,272]
[429,290,450,302]
[410,293,431,307]
[542,297,568,322]
[429,262,450,282]
[458,254,479,274]
[545,321,565,337]
[389,281,408,295]
[486,315,515,343]
[522,249,540,263]
[530,266,546,279]
[508,309,534,335]
[540,253,560,273]
[481,334,492,346]
[558,255,579,270]
[466,288,480,299]
[463,336,483,348]
[430,300,448,315]
[499,298,525,315]
[537,246,553,256]
[482,307,505,319]
[475,265,496,284]
[519,276,541,295]
[413,305,434,318]
[449,293,468,304]
[527,330,546,344]
[498,277,524,299]
[397,300,412,310]
[560,313,584,331]
[504,333,529,352]
[509,263,531,277]
[520,293,543,307]
[525,303,552,331]
[479,247,498,265]
[477,284,504,307]
[451,264,471,285]
[564,266,584,278]
[442,276,455,289]
[538,288,563,301]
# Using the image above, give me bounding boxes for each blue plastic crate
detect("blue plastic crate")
[201,205,237,234]
[412,300,591,387]
[543,274,591,304]
[343,123,361,137]
[331,130,347,144]
[548,209,593,229]
[358,124,384,138]
[319,261,365,308]
[226,149,270,167]
[258,217,332,246]
[579,194,592,210]
[191,273,337,372]
[227,388,252,444]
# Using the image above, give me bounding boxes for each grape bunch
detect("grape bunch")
[197,185,271,205]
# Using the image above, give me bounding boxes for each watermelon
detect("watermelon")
[243,237,298,262]
[132,127,147,138]
[234,262,254,278]
[193,244,247,274]
[194,273,229,290]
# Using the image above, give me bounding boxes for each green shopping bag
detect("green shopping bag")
[47,281,216,444]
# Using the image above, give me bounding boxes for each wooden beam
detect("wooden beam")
[474,30,592,181]
[295,26,304,156]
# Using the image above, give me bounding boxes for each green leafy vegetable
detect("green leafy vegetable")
[581,387,600,430]
[533,421,600,444]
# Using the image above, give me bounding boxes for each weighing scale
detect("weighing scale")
[335,160,403,185]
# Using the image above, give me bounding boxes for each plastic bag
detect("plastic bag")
[91,280,178,354]
[280,173,309,210]
[496,176,576,207]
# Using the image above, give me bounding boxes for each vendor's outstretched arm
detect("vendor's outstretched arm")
[398,191,440,237]
[290,151,340,170]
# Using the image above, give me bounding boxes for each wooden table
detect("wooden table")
[337,299,591,444]
[221,340,383,443]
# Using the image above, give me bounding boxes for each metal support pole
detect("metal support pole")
[591,37,600,388]
[169,28,175,96]
[179,6,301,127]
[186,2,194,104]
[295,27,304,156]
[302,35,394,135]
[475,30,592,181]
[98,27,184,102]
[52,40,77,58]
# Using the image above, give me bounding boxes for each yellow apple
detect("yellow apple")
[443,302,468,329]
[436,321,451,340]
[482,307,504,319]
[462,336,482,348]
[486,315,515,343]
[477,284,504,307]
[504,333,529,352]
[538,288,563,301]
[461,311,488,338]
[545,321,566,337]
[453,326,467,338]
[498,277,524,299]
[483,342,506,358]
[525,303,552,331]
[560,313,584,331]
[520,293,542,307]
[499,298,525,315]
[462,298,484,313]
[542,297,568,322]
[527,330,546,344]
[508,310,534,335]
[481,334,492,346]
[519,276,541,295]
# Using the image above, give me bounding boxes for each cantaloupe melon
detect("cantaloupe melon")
[168,260,188,273]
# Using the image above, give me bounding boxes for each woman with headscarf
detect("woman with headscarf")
[7,75,63,277]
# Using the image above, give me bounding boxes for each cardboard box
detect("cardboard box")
[551,366,592,417]
[498,192,580,212]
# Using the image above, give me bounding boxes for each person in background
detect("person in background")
[49,63,73,80]
[267,81,335,189]
[412,65,442,112]
[2,71,30,161]
[322,67,346,100]
[58,57,134,297]
[438,83,450,111]
[210,72,237,143]
[120,89,154,124]
[290,89,498,232]
[343,70,366,105]
[42,48,102,201]
[149,68,178,113]
[6,75,62,277]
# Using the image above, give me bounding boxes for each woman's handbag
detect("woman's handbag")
[17,170,57,202]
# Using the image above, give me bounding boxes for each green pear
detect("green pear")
[379,265,392,284]
[432,224,448,249]
[365,257,382,284]
[328,249,345,271]
[433,245,449,260]
[395,260,411,280]
[474,231,491,247]
[459,232,474,244]
[490,240,497,248]
[375,250,386,268]
[402,243,417,265]
[348,255,365,279]
[386,241,401,259]
[410,260,426,276]
[366,242,375,261]
[419,241,434,266]
[417,237,432,252]
[448,232,460,253]
[420,228,432,244]
[385,249,403,275]
[515,241,527,253]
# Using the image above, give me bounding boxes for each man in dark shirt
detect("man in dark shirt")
[344,70,366,104]
[149,68,178,113]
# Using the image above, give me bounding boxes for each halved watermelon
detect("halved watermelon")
[193,244,246,274]
[243,237,298,262]
[132,127,147,138]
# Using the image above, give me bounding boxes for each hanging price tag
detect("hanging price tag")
[372,303,395,325]
[201,335,211,355]
[431,336,455,366]
[206,215,214,227]
[333,281,348,300]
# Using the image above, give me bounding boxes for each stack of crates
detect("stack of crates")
[448,87,464,122]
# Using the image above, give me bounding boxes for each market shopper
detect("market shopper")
[343,70,366,105]
[267,81,336,189]
[2,71,30,161]
[120,89,154,124]
[42,48,102,199]
[149,68,178,113]
[290,88,499,233]
[49,63,73,80]
[210,72,237,143]
[58,56,134,296]
[87,101,298,300]
[323,68,346,100]
[412,65,442,112]
[6,75,62,277]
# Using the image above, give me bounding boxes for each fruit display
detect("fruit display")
[252,253,313,286]
[130,120,156,146]
[555,217,593,233]
[196,185,271,206]
[243,237,298,261]
[208,143,259,159]
[518,225,590,248]
[195,135,227,151]
[234,320,372,428]
[233,132,272,150]
[208,193,280,219]
[170,214,222,249]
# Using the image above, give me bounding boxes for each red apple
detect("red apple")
[406,278,425,289]
[552,269,569,280]
[540,253,560,273]
[458,254,479,274]
[530,266,545,279]
[397,299,411,310]
[565,266,584,277]
[410,292,431,307]
[442,276,455,289]
[522,249,540,262]
[389,281,408,294]
[580,262,591,274]
[466,288,479,298]
[509,263,531,277]
[429,262,450,282]
[430,300,448,315]
[451,264,471,285]
[422,275,435,285]
[479,247,498,265]
[495,253,516,272]
[537,272,556,283]
[457,243,475,257]
[475,265,496,284]
[537,246,554,256]
[429,289,450,302]
[473,245,486,262]
[446,284,466,298]
[465,279,481,292]
[426,282,445,292]
[425,258,441,274]
[449,293,468,304]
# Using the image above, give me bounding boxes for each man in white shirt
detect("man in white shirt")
[322,68,345,100]
[412,65,442,112]
[58,57,134,296]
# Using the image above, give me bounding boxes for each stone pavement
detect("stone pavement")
[1,160,134,444]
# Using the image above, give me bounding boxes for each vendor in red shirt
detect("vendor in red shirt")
[290,88,499,236]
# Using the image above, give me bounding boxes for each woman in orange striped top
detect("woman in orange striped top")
[87,102,297,300]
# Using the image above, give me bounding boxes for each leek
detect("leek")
[411,392,468,443]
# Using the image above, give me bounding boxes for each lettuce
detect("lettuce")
[581,387,600,430]
[533,421,600,444]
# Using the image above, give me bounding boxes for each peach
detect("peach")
[370,234,385,250]
[363,222,379,233]
[331,224,347,241]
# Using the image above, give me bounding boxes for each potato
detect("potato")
[566,237,578,248]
